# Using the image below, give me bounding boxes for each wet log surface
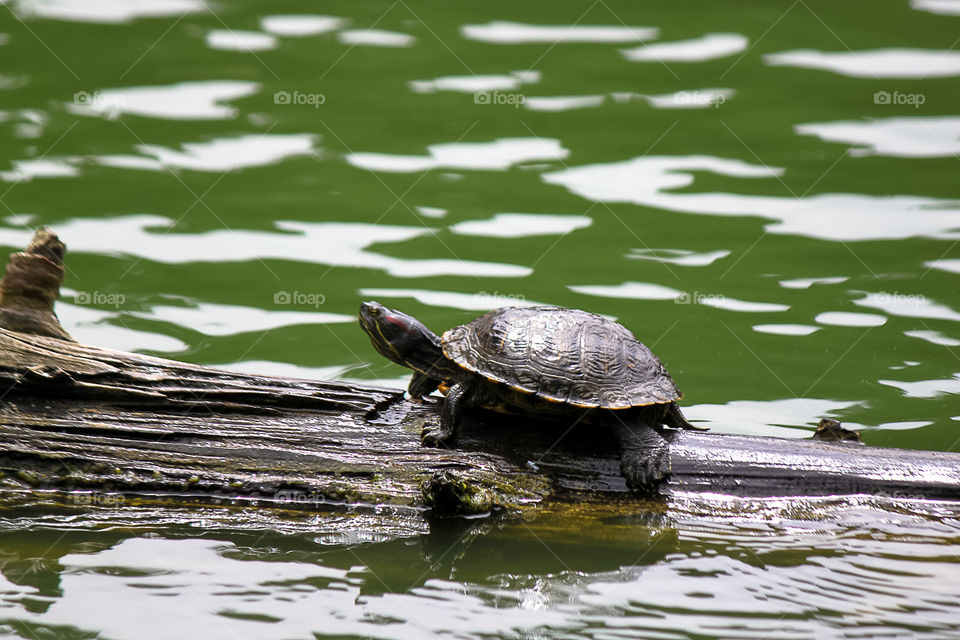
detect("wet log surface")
[0,229,958,534]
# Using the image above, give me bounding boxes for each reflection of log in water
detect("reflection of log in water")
[0,229,958,532]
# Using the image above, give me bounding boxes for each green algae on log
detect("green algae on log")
[0,228,959,535]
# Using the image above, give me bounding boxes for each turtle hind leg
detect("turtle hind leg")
[666,402,709,431]
[610,415,671,492]
[422,380,475,447]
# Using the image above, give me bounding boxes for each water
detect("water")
[1,0,959,637]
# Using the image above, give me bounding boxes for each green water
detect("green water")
[2,0,960,637]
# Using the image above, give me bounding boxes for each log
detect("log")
[0,229,958,536]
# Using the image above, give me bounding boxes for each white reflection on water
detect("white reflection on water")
[765,48,960,78]
[570,281,788,312]
[6,508,960,640]
[879,373,960,398]
[905,329,960,347]
[753,324,820,336]
[206,29,277,52]
[682,397,860,437]
[338,29,415,47]
[67,80,260,120]
[779,276,848,289]
[0,158,78,182]
[260,14,347,36]
[815,311,887,327]
[0,215,530,278]
[698,296,788,313]
[55,300,189,352]
[797,116,960,158]
[450,213,591,238]
[358,288,546,311]
[543,155,960,241]
[347,137,568,173]
[569,281,684,300]
[461,21,658,44]
[410,72,537,93]
[93,133,316,172]
[130,301,353,336]
[10,0,205,23]
[912,0,960,14]
[628,248,730,266]
[621,33,748,62]
[523,95,605,112]
[926,259,960,274]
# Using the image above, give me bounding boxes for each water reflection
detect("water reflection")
[524,95,605,112]
[206,30,277,52]
[97,133,316,172]
[359,288,547,311]
[544,155,960,241]
[66,80,260,120]
[260,14,346,36]
[461,21,658,44]
[347,137,568,173]
[3,502,958,640]
[410,73,536,93]
[878,373,960,398]
[338,30,415,48]
[621,33,749,62]
[10,0,205,23]
[0,215,531,277]
[764,48,960,78]
[449,213,591,238]
[797,116,960,158]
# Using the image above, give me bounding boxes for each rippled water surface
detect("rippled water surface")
[1,0,959,637]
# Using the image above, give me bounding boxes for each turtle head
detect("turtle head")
[359,301,446,376]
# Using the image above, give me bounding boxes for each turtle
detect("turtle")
[358,301,706,491]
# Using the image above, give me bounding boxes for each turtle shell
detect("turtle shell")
[441,306,681,409]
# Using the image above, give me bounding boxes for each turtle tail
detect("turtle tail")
[666,402,709,431]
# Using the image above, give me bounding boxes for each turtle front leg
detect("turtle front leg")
[610,417,671,492]
[422,380,476,447]
[408,371,440,400]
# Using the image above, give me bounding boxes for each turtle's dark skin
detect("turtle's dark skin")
[358,301,706,491]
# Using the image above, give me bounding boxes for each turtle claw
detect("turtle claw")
[421,422,454,448]
[620,442,670,493]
